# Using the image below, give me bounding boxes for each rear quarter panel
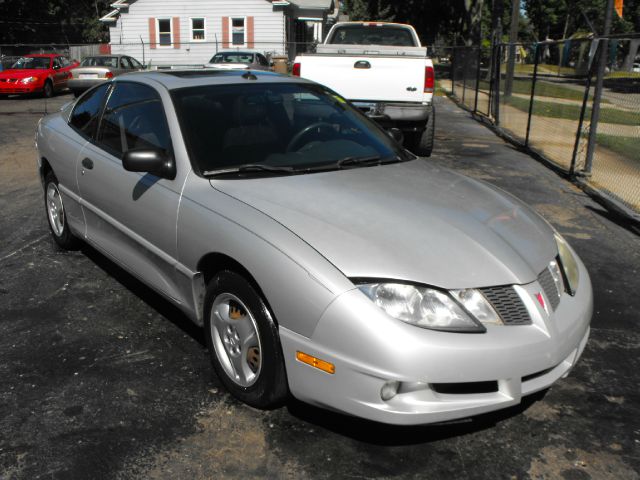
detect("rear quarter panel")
[37,112,87,233]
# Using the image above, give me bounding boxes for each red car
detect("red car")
[0,54,78,98]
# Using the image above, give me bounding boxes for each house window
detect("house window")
[231,17,245,45]
[191,18,205,41]
[157,18,172,47]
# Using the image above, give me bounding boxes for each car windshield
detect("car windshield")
[327,25,416,46]
[11,57,50,69]
[172,82,408,175]
[80,57,118,68]
[210,53,255,64]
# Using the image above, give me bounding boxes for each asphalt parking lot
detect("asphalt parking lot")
[1,91,639,480]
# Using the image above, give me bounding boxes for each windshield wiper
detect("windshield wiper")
[204,164,294,177]
[336,155,382,168]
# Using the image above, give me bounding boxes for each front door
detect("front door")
[76,81,184,302]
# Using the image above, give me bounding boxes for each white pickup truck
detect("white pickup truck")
[293,22,435,156]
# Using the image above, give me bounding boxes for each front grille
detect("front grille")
[538,266,561,311]
[480,285,531,325]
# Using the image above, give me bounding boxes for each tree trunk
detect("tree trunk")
[504,0,520,97]
[622,39,640,71]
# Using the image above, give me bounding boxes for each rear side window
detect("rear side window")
[96,82,171,158]
[69,83,110,138]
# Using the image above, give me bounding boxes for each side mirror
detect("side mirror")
[53,64,61,70]
[123,148,176,180]
[387,127,404,144]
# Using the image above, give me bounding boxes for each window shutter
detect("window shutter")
[222,16,230,48]
[247,16,255,48]
[149,18,157,49]
[172,17,180,49]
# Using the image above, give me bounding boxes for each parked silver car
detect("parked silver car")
[36,70,592,425]
[68,55,144,97]
[205,50,271,70]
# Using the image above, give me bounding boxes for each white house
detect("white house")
[100,0,338,66]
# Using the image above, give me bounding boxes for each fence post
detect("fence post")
[582,0,614,175]
[570,40,594,175]
[493,44,501,126]
[462,49,467,104]
[451,47,456,97]
[474,47,481,113]
[525,43,540,147]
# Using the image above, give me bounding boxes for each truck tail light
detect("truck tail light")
[105,71,114,79]
[424,66,434,93]
[292,62,301,77]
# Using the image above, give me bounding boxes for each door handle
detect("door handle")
[81,158,94,170]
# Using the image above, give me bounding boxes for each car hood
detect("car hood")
[0,69,48,78]
[211,160,557,289]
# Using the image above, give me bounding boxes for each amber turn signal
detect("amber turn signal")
[296,351,335,374]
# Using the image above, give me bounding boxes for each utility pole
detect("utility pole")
[504,0,520,96]
[583,0,614,175]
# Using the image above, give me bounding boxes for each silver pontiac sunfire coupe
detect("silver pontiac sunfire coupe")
[36,70,592,425]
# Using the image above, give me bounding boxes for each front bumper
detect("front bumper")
[280,256,592,425]
[0,81,42,94]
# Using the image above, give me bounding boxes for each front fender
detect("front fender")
[177,171,354,337]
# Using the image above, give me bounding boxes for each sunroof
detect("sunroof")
[162,70,279,78]
[161,70,241,78]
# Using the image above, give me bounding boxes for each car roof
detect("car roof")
[114,69,313,91]
[214,49,262,54]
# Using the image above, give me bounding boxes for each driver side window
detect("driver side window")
[96,82,172,160]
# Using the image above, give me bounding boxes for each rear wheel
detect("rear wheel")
[204,270,288,409]
[43,80,54,98]
[44,172,80,250]
[406,107,435,157]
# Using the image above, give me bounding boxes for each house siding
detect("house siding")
[108,0,286,66]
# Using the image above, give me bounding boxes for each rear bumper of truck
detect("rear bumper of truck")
[352,100,431,122]
[352,101,432,134]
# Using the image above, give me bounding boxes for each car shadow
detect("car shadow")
[80,242,206,346]
[285,389,548,446]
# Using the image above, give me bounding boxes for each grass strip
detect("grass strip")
[596,134,640,162]
[503,95,640,126]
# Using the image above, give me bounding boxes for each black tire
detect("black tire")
[44,171,80,250]
[204,270,288,409]
[406,106,435,157]
[72,90,81,98]
[43,80,54,98]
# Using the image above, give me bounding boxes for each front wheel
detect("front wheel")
[44,172,80,250]
[204,270,288,409]
[42,80,54,98]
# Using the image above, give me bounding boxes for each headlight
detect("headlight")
[20,76,38,84]
[555,234,579,295]
[358,283,486,333]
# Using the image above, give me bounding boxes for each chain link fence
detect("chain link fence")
[441,35,640,221]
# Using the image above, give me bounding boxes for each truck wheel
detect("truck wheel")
[406,106,435,157]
